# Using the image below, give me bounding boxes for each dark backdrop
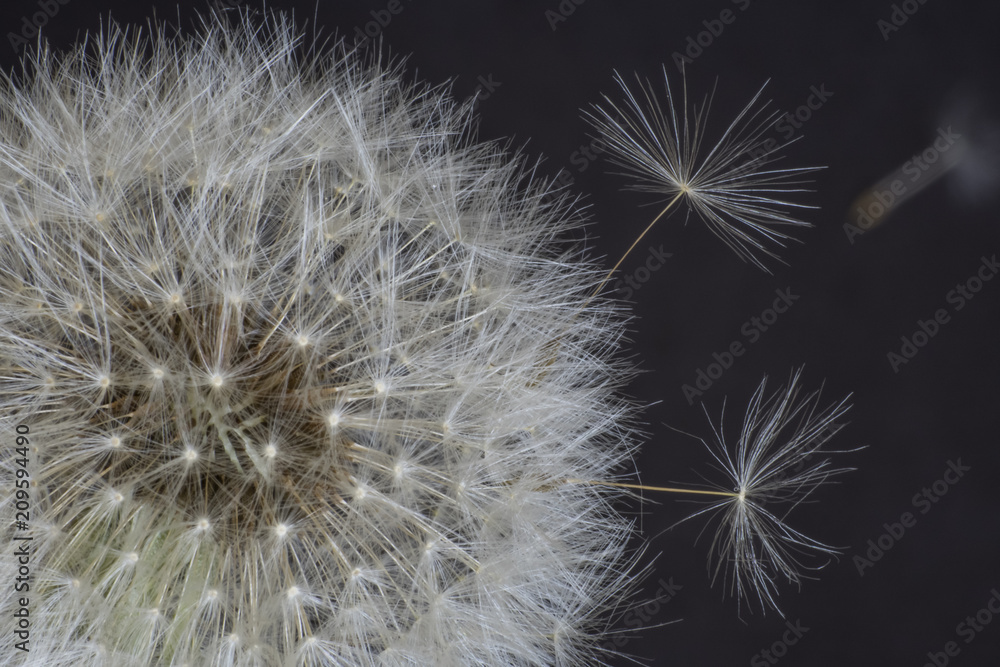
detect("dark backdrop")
[3,1,998,665]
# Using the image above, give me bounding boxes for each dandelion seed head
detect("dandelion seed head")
[0,10,639,666]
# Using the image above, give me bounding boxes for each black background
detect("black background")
[3,1,998,665]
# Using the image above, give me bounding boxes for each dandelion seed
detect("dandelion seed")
[586,67,822,272]
[682,368,855,613]
[569,368,854,614]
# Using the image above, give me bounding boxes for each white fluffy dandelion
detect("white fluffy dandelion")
[585,68,821,272]
[0,13,640,665]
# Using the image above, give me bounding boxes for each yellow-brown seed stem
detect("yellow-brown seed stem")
[584,189,685,307]
[565,477,739,498]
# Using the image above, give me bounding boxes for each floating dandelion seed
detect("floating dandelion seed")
[585,67,822,272]
[679,368,855,613]
[567,369,854,614]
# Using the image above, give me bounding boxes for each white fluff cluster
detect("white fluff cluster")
[0,13,638,666]
[585,70,820,272]
[690,369,853,613]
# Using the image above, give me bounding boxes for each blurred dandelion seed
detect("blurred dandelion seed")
[585,67,822,273]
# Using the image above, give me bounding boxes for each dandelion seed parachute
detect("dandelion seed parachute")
[0,12,641,666]
[585,68,822,272]
[682,368,854,614]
